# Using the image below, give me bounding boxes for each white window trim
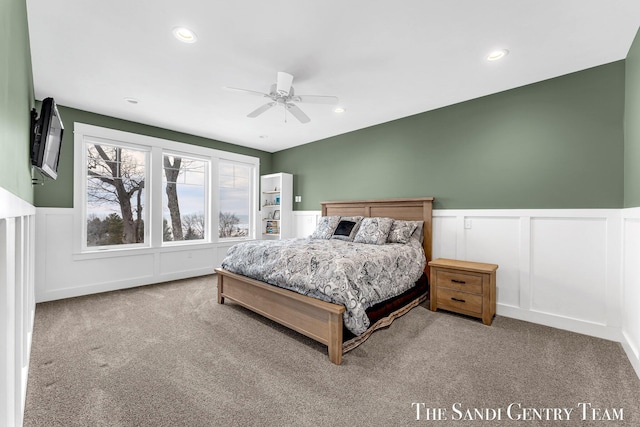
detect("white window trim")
[80,136,151,251]
[73,123,260,257]
[217,157,259,243]
[160,150,209,246]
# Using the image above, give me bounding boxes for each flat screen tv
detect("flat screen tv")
[31,97,64,180]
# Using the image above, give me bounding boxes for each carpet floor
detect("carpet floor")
[23,275,640,426]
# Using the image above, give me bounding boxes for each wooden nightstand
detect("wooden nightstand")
[429,258,498,325]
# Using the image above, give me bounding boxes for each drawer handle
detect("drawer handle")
[451,297,466,303]
[451,279,466,284]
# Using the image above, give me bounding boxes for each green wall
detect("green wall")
[34,106,273,207]
[6,8,631,211]
[273,62,625,210]
[0,0,35,203]
[625,28,640,208]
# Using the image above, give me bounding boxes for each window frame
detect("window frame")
[160,150,210,246]
[73,123,259,257]
[217,157,258,241]
[80,136,151,252]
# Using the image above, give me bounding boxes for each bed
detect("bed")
[214,197,434,364]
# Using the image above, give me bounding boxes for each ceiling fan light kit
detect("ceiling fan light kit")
[226,72,339,124]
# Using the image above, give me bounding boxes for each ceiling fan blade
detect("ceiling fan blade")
[292,94,339,104]
[247,102,276,118]
[276,72,294,96]
[286,103,310,124]
[224,87,270,98]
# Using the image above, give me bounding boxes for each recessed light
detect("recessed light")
[487,49,509,61]
[173,27,198,43]
[124,97,139,104]
[334,107,346,113]
[259,135,269,139]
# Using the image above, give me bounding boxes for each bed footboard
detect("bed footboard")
[215,268,346,364]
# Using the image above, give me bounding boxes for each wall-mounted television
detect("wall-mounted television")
[31,97,64,180]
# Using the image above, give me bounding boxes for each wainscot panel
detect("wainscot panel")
[216,244,235,267]
[530,217,608,324]
[159,247,216,276]
[622,208,640,379]
[293,211,322,238]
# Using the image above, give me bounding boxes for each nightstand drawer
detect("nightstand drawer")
[436,270,483,294]
[436,288,483,315]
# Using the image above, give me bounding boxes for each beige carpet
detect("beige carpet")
[24,275,640,426]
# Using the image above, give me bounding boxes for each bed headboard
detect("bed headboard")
[320,197,434,265]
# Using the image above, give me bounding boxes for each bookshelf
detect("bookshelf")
[261,173,293,239]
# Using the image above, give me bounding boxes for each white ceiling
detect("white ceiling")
[27,1,640,153]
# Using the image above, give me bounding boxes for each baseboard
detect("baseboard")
[499,304,638,380]
[497,304,622,342]
[621,331,640,379]
[36,268,215,303]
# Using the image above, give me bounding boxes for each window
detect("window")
[219,161,253,239]
[85,141,148,248]
[74,123,259,254]
[162,154,207,242]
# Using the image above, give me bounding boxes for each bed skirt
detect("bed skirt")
[343,273,429,353]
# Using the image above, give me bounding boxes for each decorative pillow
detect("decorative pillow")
[310,216,341,239]
[387,220,419,244]
[353,217,394,245]
[331,216,363,241]
[411,221,425,242]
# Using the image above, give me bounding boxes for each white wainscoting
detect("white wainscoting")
[35,208,237,303]
[35,207,640,380]
[293,211,323,238]
[433,209,622,342]
[293,209,624,343]
[622,207,640,379]
[0,187,36,427]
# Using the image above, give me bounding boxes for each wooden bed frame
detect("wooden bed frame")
[215,197,434,364]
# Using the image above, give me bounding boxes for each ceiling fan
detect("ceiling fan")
[225,72,339,124]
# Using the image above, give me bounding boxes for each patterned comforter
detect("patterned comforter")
[220,238,426,336]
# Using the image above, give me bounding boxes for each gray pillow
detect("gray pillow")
[353,217,394,245]
[387,220,419,244]
[411,221,425,243]
[310,216,341,239]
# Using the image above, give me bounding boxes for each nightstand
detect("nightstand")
[428,258,498,325]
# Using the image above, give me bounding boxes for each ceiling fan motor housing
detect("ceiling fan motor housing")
[226,71,338,123]
[276,71,294,95]
[270,84,295,100]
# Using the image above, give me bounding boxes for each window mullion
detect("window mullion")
[211,157,220,243]
[150,147,164,248]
